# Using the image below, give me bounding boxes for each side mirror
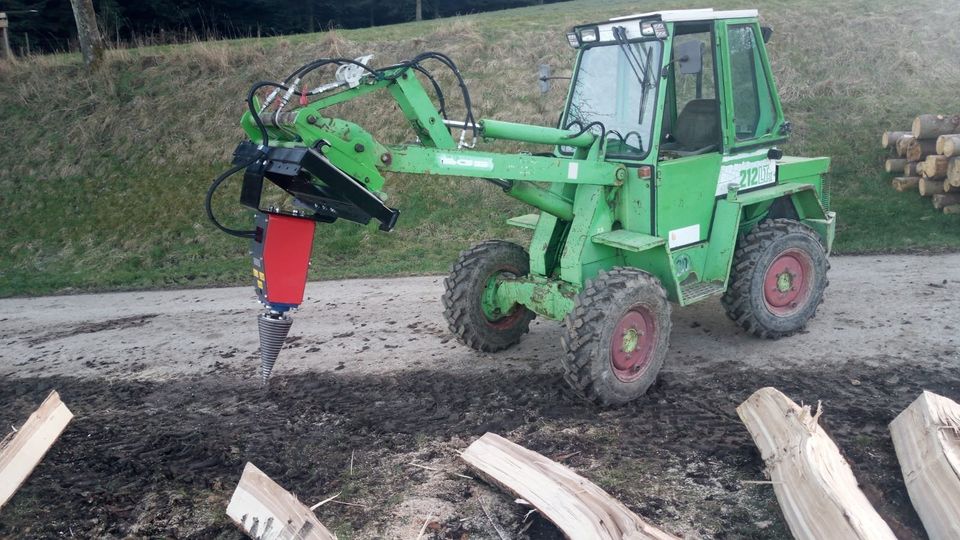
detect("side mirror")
[675,40,703,75]
[760,26,773,43]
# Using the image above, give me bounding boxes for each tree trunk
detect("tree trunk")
[939,135,960,157]
[919,177,945,197]
[932,193,960,210]
[892,176,920,192]
[913,114,960,139]
[306,1,315,33]
[882,131,909,150]
[884,158,906,173]
[904,162,922,176]
[906,138,938,162]
[69,0,105,69]
[896,134,915,158]
[416,0,423,21]
[0,13,12,61]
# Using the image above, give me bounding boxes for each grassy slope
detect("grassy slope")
[1,0,958,297]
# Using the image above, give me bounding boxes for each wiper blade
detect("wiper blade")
[613,26,654,125]
[613,26,646,86]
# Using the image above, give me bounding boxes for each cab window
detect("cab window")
[727,24,776,140]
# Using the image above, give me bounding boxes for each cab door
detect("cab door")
[714,19,787,195]
[655,23,723,251]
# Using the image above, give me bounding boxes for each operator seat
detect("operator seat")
[661,99,720,156]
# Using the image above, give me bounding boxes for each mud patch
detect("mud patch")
[26,314,160,345]
[1,358,957,538]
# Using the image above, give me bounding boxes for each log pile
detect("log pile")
[882,114,960,213]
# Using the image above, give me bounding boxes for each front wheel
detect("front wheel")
[443,240,536,352]
[561,268,672,406]
[722,218,830,338]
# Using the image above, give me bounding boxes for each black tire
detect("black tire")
[442,240,536,352]
[722,218,830,339]
[561,268,672,406]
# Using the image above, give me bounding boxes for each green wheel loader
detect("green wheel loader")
[207,8,835,406]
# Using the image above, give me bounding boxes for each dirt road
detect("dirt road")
[1,254,958,538]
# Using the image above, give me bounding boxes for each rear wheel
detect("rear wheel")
[561,268,672,406]
[443,240,535,352]
[722,218,829,338]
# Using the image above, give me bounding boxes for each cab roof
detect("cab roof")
[609,8,758,23]
[569,8,759,43]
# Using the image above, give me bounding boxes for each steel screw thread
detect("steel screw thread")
[257,312,293,383]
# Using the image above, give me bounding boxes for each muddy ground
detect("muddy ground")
[1,254,959,539]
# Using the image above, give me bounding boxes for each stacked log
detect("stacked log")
[881,114,960,213]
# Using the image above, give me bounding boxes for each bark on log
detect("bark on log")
[882,131,910,150]
[889,391,960,539]
[226,462,336,540]
[461,432,677,540]
[904,162,922,176]
[919,178,945,196]
[884,158,906,173]
[0,391,74,509]
[896,135,915,158]
[913,114,960,139]
[941,135,960,158]
[892,176,920,192]
[932,193,960,210]
[906,138,939,162]
[737,387,896,540]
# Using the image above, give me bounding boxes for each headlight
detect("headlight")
[577,27,599,44]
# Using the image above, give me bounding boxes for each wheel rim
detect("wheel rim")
[763,247,814,316]
[610,305,657,383]
[481,266,524,329]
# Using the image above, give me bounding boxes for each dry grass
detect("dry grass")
[0,0,958,296]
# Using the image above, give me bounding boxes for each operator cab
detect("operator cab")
[561,9,784,165]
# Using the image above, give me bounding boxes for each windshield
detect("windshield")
[564,40,663,158]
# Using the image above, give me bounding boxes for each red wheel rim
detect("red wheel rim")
[486,306,524,329]
[610,306,657,383]
[763,248,814,316]
[484,265,524,330]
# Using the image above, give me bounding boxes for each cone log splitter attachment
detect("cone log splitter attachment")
[250,212,316,383]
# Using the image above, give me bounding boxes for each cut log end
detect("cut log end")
[882,131,909,150]
[892,176,920,192]
[884,158,907,174]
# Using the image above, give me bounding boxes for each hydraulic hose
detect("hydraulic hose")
[205,154,262,239]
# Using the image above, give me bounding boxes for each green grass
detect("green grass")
[1,0,958,297]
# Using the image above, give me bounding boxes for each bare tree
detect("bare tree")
[416,0,423,21]
[69,0,105,68]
